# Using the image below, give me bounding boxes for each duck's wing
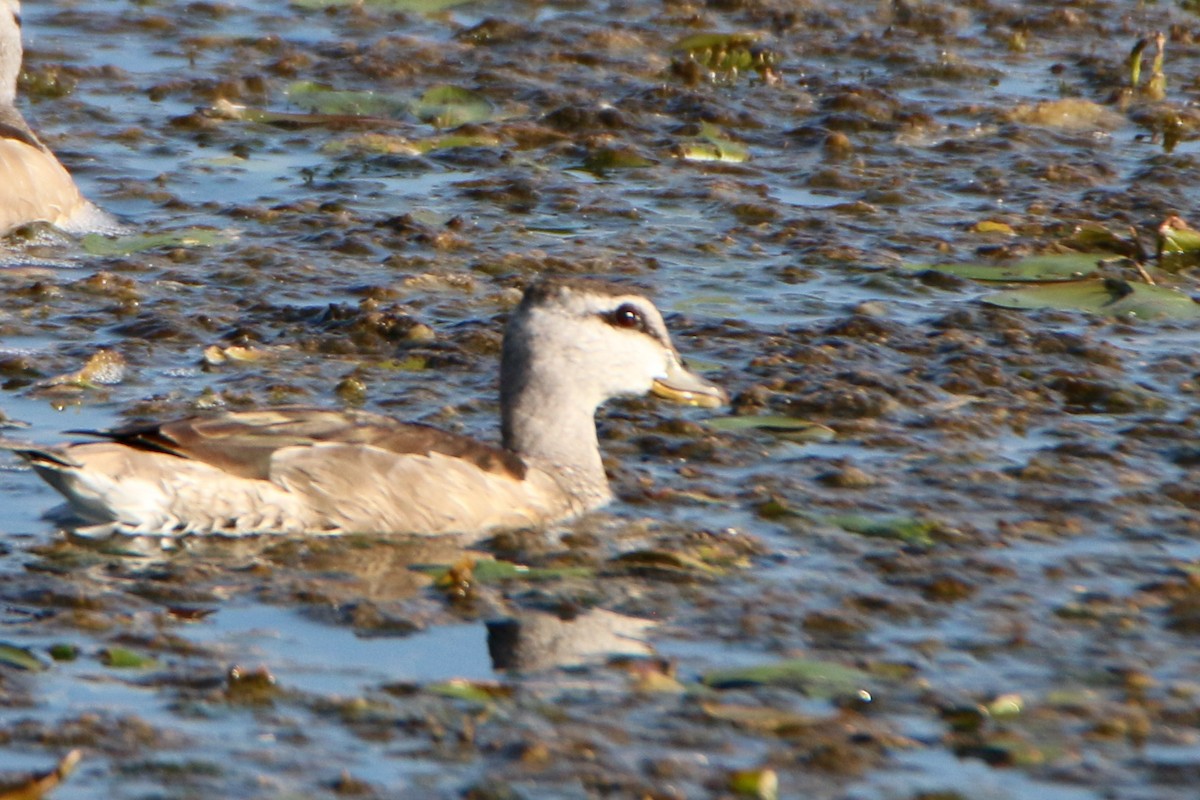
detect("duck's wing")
[43,407,570,536]
[76,407,527,482]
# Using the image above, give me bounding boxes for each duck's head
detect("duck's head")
[501,277,727,414]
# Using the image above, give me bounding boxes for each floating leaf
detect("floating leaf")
[704,702,820,734]
[702,658,872,699]
[971,220,1015,235]
[707,415,835,442]
[677,123,749,163]
[0,642,46,672]
[202,345,271,366]
[728,766,779,800]
[47,644,78,662]
[285,81,410,118]
[414,85,492,128]
[583,145,654,174]
[1061,224,1138,256]
[830,514,938,547]
[208,99,405,129]
[99,647,159,669]
[41,349,125,388]
[427,679,514,704]
[980,278,1200,320]
[608,549,724,579]
[907,253,1104,283]
[1157,214,1200,255]
[1007,97,1124,131]
[80,228,231,256]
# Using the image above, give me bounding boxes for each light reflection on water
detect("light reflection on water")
[850,747,1105,800]
[184,604,494,696]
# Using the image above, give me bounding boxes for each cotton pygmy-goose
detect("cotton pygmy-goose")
[0,0,111,234]
[9,277,727,538]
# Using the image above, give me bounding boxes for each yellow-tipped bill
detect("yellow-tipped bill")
[651,359,728,409]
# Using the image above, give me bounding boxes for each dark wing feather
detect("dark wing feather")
[0,106,46,151]
[72,407,527,481]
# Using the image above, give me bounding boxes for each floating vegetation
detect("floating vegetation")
[1006,98,1124,132]
[37,349,127,391]
[1156,214,1200,268]
[727,767,779,800]
[670,32,780,84]
[0,642,46,672]
[707,415,835,442]
[80,228,232,257]
[907,252,1104,283]
[414,85,493,128]
[582,144,655,175]
[980,278,1200,320]
[830,514,939,548]
[324,131,503,155]
[99,647,159,669]
[702,658,873,700]
[285,81,410,118]
[675,123,750,163]
[411,558,593,587]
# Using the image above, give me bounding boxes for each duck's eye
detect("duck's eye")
[607,304,644,330]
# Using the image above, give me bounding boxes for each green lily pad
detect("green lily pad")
[702,658,872,700]
[707,415,835,442]
[0,642,46,671]
[100,647,159,669]
[678,123,749,163]
[48,643,79,662]
[908,252,1104,282]
[980,278,1200,320]
[414,85,492,128]
[583,145,655,174]
[426,679,513,704]
[1158,216,1200,255]
[285,81,410,118]
[831,514,938,547]
[414,132,503,153]
[80,228,231,256]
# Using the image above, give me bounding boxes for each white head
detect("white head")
[500,277,726,458]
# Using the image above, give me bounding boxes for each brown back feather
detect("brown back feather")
[76,407,528,482]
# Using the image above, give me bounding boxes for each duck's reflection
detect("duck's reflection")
[39,532,660,673]
[487,607,655,671]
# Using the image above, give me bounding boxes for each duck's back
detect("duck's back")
[0,109,89,231]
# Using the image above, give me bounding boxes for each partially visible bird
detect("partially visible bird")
[0,0,113,234]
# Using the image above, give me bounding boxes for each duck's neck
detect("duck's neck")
[502,382,606,482]
[0,18,19,108]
